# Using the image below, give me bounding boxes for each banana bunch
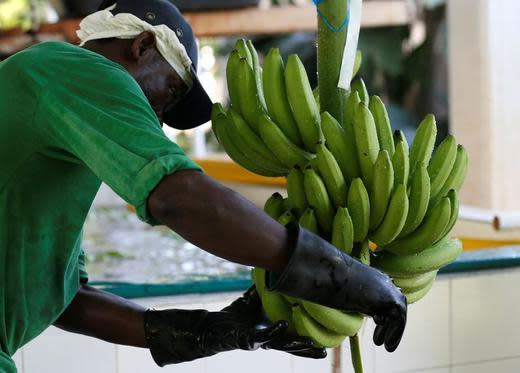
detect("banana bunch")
[212,39,468,347]
[213,39,318,179]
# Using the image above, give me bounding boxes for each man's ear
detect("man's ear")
[131,31,157,64]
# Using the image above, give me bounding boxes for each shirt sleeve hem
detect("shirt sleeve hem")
[132,155,203,226]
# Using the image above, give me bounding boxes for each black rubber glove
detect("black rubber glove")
[144,286,326,367]
[266,223,407,353]
[221,286,326,359]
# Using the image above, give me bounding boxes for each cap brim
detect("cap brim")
[163,65,213,130]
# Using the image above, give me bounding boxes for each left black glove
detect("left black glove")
[144,286,326,367]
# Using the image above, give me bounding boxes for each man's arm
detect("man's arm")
[147,170,408,352]
[55,284,325,365]
[54,171,289,346]
[147,170,290,272]
[54,284,147,347]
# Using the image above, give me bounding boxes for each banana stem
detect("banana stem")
[317,0,348,122]
[349,334,364,373]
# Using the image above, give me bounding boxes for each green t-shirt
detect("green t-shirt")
[0,41,201,369]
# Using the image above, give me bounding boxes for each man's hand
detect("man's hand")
[266,225,407,352]
[221,286,326,359]
[144,286,326,367]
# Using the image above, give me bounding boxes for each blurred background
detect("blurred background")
[2,1,520,372]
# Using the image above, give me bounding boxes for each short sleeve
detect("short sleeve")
[30,44,202,224]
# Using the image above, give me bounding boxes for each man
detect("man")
[0,0,407,371]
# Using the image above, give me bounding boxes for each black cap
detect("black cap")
[99,0,212,129]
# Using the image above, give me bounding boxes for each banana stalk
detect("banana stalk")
[317,0,348,122]
[317,3,366,369]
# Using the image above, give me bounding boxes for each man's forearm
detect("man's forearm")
[54,285,147,348]
[147,170,290,273]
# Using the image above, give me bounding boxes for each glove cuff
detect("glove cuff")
[266,223,396,316]
[144,309,209,366]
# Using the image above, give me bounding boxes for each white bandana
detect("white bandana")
[76,5,193,89]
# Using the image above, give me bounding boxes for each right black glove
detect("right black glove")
[266,223,407,352]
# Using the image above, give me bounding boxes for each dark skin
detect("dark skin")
[54,31,289,348]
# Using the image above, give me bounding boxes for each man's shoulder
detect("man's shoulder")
[8,41,117,69]
[2,41,138,93]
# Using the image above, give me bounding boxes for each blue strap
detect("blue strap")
[312,0,350,33]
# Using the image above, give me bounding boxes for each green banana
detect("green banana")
[399,162,431,237]
[428,135,457,201]
[372,238,463,277]
[235,39,252,67]
[262,290,295,333]
[258,114,314,168]
[429,144,469,208]
[226,50,242,113]
[262,48,303,146]
[393,270,437,293]
[384,197,452,256]
[246,40,267,109]
[353,103,380,188]
[301,300,363,336]
[369,150,394,230]
[448,146,469,193]
[287,167,308,217]
[353,50,362,79]
[299,208,319,234]
[356,240,371,266]
[404,276,436,304]
[285,54,322,152]
[441,189,459,238]
[351,78,369,105]
[321,112,360,182]
[392,130,410,186]
[212,105,285,177]
[283,295,300,306]
[282,197,291,211]
[370,184,409,246]
[343,91,361,129]
[369,96,395,158]
[331,207,354,255]
[409,114,437,177]
[292,305,346,348]
[227,108,287,171]
[316,142,348,208]
[264,192,285,219]
[278,210,296,226]
[252,267,266,296]
[313,87,320,112]
[309,157,320,172]
[303,166,335,234]
[395,129,409,153]
[236,58,267,133]
[347,178,370,242]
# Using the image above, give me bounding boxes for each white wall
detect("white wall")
[448,0,520,211]
[13,268,520,373]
